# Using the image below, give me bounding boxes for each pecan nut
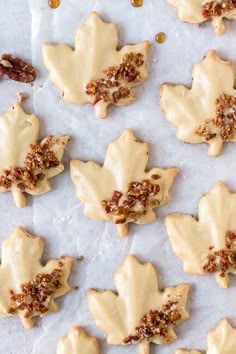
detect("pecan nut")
[0,54,36,83]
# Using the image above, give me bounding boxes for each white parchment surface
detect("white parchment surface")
[1,0,236,353]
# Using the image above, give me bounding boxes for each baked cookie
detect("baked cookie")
[0,227,73,329]
[57,326,99,354]
[168,0,236,35]
[42,12,150,118]
[166,182,236,288]
[70,129,178,237]
[176,319,236,354]
[0,102,69,208]
[160,50,236,156]
[88,255,191,354]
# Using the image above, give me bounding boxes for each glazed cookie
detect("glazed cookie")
[166,182,236,288]
[88,255,191,354]
[70,129,178,237]
[42,12,150,118]
[168,0,236,35]
[160,50,236,156]
[0,227,73,329]
[0,102,69,208]
[57,326,99,354]
[176,319,236,354]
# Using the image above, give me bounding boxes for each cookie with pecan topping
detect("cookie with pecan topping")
[168,0,236,35]
[42,12,150,118]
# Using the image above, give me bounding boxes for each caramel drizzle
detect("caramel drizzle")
[0,136,60,191]
[85,52,144,106]
[195,93,236,142]
[203,231,236,277]
[131,0,143,7]
[102,175,161,224]
[123,301,181,344]
[48,0,60,9]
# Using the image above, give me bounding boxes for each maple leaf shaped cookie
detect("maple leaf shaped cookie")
[166,182,236,289]
[88,255,191,354]
[57,326,99,354]
[0,102,69,208]
[168,0,236,35]
[160,50,236,157]
[0,227,73,329]
[176,319,236,354]
[70,129,178,237]
[42,12,150,118]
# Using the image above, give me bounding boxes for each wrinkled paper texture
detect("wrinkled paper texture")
[1,0,236,353]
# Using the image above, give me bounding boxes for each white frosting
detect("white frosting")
[57,326,99,354]
[160,50,236,157]
[88,255,191,354]
[0,102,69,207]
[176,319,236,354]
[42,12,150,118]
[70,129,178,237]
[166,182,236,288]
[0,227,73,329]
[168,0,236,35]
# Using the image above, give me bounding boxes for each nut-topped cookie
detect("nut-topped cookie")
[42,12,150,118]
[88,255,191,354]
[0,227,73,329]
[168,0,236,35]
[161,50,236,156]
[0,102,69,207]
[70,129,178,237]
[166,182,236,288]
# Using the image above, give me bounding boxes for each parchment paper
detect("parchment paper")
[1,0,236,353]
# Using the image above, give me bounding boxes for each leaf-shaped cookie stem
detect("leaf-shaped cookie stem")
[0,227,73,329]
[57,326,99,354]
[168,0,236,35]
[176,319,236,354]
[160,50,236,156]
[71,129,178,237]
[42,12,150,118]
[0,102,69,207]
[88,255,191,354]
[166,182,236,288]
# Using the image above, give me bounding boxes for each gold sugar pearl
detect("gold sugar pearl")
[131,0,143,7]
[155,32,166,44]
[48,0,60,9]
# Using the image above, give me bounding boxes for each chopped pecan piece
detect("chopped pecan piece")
[0,54,36,83]
[102,177,161,224]
[123,301,181,344]
[85,52,144,105]
[203,230,236,277]
[202,1,236,19]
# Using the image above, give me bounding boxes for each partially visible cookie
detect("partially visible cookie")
[168,0,236,35]
[176,319,236,354]
[0,102,69,207]
[166,182,236,289]
[88,255,191,354]
[71,129,178,237]
[160,50,236,156]
[57,326,99,354]
[42,12,150,118]
[0,227,73,329]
